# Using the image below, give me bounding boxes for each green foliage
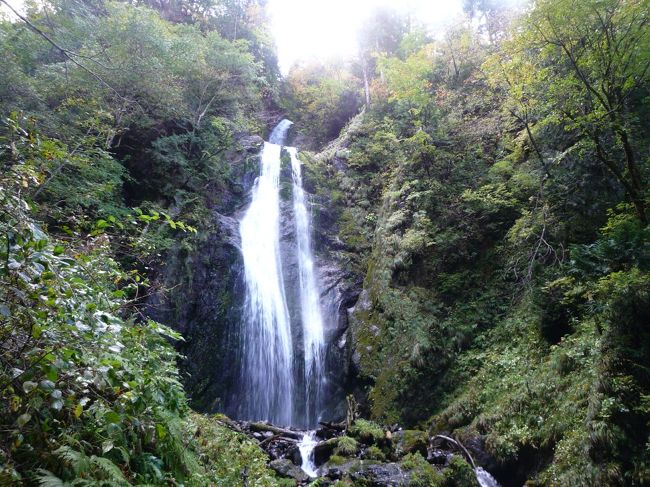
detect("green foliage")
[0,49,272,485]
[363,445,386,462]
[400,453,443,487]
[335,436,359,457]
[298,0,649,484]
[282,60,363,149]
[537,277,582,343]
[442,456,475,487]
[326,455,347,467]
[190,414,281,486]
[489,0,649,222]
[0,125,197,483]
[379,44,435,113]
[349,420,385,445]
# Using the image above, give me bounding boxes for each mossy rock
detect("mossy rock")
[327,454,348,466]
[279,181,293,200]
[400,453,444,486]
[348,461,419,486]
[269,458,310,483]
[393,430,429,458]
[364,445,386,461]
[349,419,385,445]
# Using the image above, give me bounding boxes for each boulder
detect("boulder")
[238,134,264,152]
[269,458,310,483]
[348,462,412,485]
[393,430,428,458]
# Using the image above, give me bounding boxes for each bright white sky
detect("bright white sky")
[267,0,466,73]
[2,0,471,73]
[1,0,23,15]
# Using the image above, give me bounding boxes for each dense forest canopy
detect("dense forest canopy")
[0,0,648,485]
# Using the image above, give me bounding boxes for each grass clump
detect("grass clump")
[327,454,348,466]
[350,419,385,444]
[401,453,444,487]
[364,445,386,461]
[335,436,359,456]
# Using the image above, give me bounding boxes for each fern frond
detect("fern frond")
[89,456,129,486]
[54,446,82,466]
[35,469,66,487]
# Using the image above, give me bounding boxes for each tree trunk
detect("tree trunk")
[362,60,371,107]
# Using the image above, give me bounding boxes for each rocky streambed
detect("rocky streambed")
[214,413,501,486]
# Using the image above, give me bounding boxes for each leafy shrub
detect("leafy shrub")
[401,453,443,487]
[0,115,265,486]
[442,456,476,487]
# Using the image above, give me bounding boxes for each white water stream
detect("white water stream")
[475,467,503,487]
[298,431,319,478]
[237,120,326,428]
[238,120,295,426]
[289,147,326,425]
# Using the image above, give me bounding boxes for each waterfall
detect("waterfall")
[288,147,326,425]
[236,120,326,427]
[475,467,503,487]
[298,432,319,478]
[238,120,294,426]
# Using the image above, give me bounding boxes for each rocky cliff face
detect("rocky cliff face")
[149,129,362,422]
[147,133,261,412]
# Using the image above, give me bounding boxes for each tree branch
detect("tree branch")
[0,0,128,103]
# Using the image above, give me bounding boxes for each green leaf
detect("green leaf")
[156,423,167,439]
[74,402,83,418]
[105,411,121,424]
[102,440,114,454]
[17,413,32,427]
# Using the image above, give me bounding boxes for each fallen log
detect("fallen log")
[319,421,345,431]
[249,422,304,440]
[431,435,476,469]
[258,433,283,447]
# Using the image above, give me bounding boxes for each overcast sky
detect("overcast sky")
[267,0,467,73]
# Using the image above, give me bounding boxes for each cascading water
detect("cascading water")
[288,147,326,426]
[475,467,502,487]
[236,120,326,429]
[238,120,295,426]
[298,432,319,478]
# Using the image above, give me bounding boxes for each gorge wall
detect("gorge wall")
[149,122,362,425]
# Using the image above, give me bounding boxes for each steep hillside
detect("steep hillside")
[292,1,650,484]
[0,0,289,484]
